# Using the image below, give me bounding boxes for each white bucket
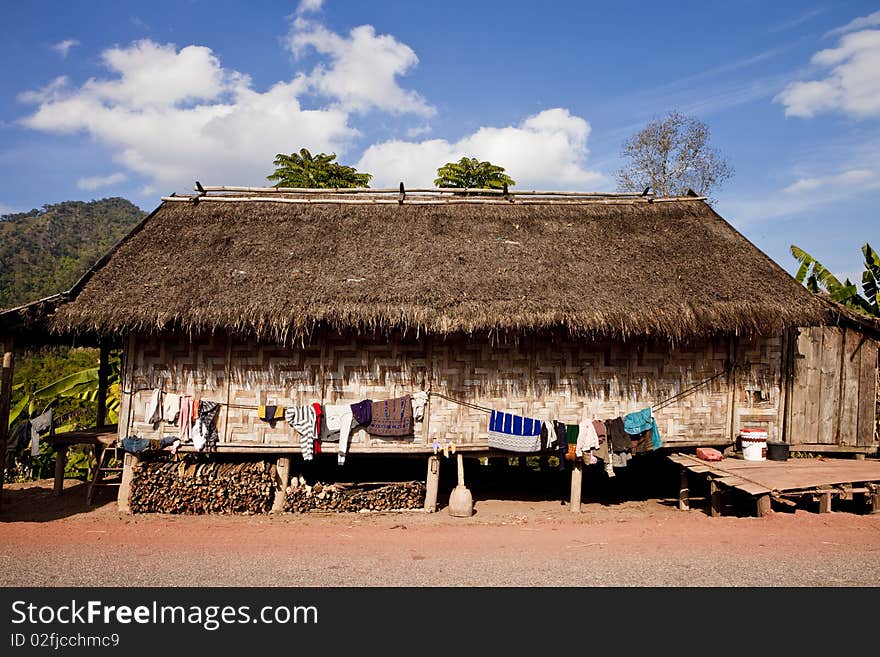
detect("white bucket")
[740,428,768,461]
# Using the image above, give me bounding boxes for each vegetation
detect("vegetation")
[5,347,120,483]
[617,111,733,203]
[434,157,515,189]
[791,243,880,317]
[267,148,372,188]
[0,198,144,309]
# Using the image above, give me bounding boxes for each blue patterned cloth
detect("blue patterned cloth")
[487,410,543,453]
[623,408,662,450]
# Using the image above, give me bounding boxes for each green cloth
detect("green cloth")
[566,424,579,444]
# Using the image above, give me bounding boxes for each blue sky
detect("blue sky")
[1,0,878,280]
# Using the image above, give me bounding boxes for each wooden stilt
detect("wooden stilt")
[117,452,138,513]
[678,469,689,511]
[569,460,583,513]
[424,455,440,512]
[818,489,832,514]
[710,478,722,517]
[756,494,771,517]
[272,456,291,513]
[867,484,879,514]
[53,445,68,496]
[0,337,15,509]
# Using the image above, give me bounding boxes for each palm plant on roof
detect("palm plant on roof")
[791,243,880,317]
[267,148,372,188]
[434,157,515,189]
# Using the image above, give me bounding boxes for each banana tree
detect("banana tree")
[790,243,879,317]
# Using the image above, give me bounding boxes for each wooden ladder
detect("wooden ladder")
[87,443,123,505]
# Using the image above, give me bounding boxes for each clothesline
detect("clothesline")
[124,365,735,416]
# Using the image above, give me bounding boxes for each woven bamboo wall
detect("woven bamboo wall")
[119,331,785,450]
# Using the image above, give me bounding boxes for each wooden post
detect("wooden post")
[569,460,583,513]
[818,489,832,514]
[272,456,291,513]
[117,452,139,513]
[96,341,110,428]
[423,455,440,512]
[709,478,722,517]
[0,336,15,509]
[756,494,771,518]
[678,469,689,511]
[867,483,879,514]
[53,445,68,496]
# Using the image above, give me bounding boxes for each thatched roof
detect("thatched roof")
[51,191,828,340]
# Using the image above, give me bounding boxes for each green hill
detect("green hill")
[0,197,145,309]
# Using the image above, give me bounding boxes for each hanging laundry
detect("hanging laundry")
[179,394,193,440]
[257,405,285,428]
[162,393,181,425]
[411,391,429,422]
[576,415,600,458]
[611,451,632,468]
[565,424,580,461]
[350,399,372,427]
[122,435,178,454]
[592,419,607,445]
[145,388,162,424]
[605,417,630,452]
[367,395,414,437]
[542,420,556,450]
[286,405,318,461]
[553,421,568,470]
[192,400,220,451]
[623,408,662,450]
[487,410,543,453]
[7,420,31,453]
[322,404,356,466]
[29,409,53,457]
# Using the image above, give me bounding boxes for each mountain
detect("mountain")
[0,198,145,309]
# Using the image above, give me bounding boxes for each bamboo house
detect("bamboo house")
[2,185,878,512]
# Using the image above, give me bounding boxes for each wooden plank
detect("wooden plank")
[838,329,861,446]
[424,455,440,512]
[569,460,583,513]
[817,328,842,444]
[857,338,878,447]
[678,470,689,511]
[803,328,823,444]
[756,494,771,517]
[788,329,810,444]
[788,443,876,454]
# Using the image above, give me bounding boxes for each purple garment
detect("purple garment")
[350,399,372,427]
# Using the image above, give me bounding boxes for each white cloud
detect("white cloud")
[357,108,606,189]
[0,202,18,215]
[776,23,880,118]
[52,39,80,58]
[77,172,128,190]
[19,10,434,194]
[724,167,880,224]
[296,0,324,15]
[783,168,877,193]
[289,20,434,116]
[826,10,880,37]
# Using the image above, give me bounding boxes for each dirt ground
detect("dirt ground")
[3,456,880,587]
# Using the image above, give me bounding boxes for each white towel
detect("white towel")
[162,393,181,425]
[411,391,429,422]
[145,388,162,424]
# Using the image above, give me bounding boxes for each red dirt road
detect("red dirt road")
[2,479,880,586]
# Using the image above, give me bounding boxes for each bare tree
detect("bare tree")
[617,111,733,203]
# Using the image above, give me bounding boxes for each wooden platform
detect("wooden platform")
[44,425,118,496]
[669,453,880,517]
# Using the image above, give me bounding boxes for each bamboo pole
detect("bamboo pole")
[198,185,654,197]
[0,336,15,509]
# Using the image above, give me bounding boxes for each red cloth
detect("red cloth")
[312,403,323,436]
[696,447,723,462]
